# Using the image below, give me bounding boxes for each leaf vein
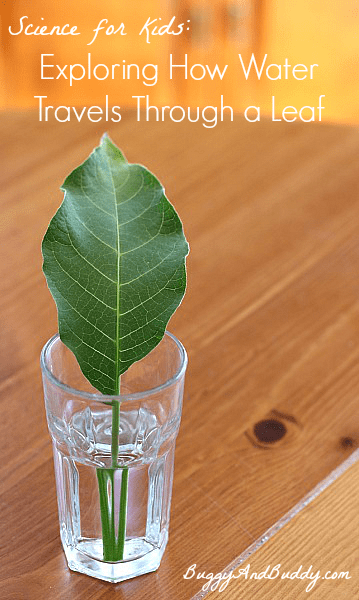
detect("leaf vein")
[64,222,117,284]
[73,212,117,251]
[116,170,144,207]
[120,223,163,256]
[120,272,178,316]
[121,331,163,353]
[120,242,176,286]
[69,334,115,364]
[54,286,116,344]
[49,247,116,311]
[118,189,156,227]
[80,171,116,219]
[105,148,121,393]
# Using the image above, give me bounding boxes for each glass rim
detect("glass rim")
[40,331,188,403]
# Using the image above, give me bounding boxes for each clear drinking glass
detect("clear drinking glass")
[41,332,187,583]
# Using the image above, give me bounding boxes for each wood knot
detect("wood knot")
[253,419,287,443]
[340,436,355,449]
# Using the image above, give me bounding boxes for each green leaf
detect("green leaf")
[42,135,189,395]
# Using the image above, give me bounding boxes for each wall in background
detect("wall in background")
[1,0,358,123]
[258,0,359,123]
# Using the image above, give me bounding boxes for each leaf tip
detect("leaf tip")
[99,133,127,163]
[100,132,110,144]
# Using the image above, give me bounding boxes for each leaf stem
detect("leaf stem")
[117,467,129,558]
[96,378,129,561]
[96,469,112,560]
[111,399,120,469]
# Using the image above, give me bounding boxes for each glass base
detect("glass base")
[64,534,168,583]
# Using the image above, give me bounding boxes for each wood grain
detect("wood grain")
[1,112,359,599]
[197,454,359,599]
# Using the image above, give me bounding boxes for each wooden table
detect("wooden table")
[196,452,359,599]
[1,112,359,599]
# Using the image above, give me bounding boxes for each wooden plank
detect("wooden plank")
[1,113,359,599]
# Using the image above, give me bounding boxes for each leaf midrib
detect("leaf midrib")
[105,152,121,394]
